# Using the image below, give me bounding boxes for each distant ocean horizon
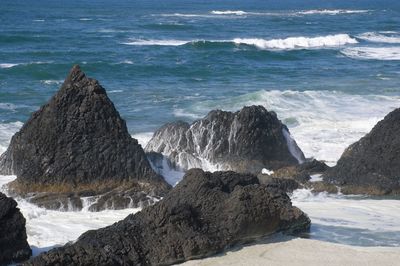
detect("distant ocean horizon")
[1,0,400,256]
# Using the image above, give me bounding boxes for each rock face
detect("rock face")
[145,106,305,174]
[0,65,170,211]
[324,108,400,195]
[258,159,329,193]
[26,169,310,266]
[0,193,31,264]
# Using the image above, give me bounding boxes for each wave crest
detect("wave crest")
[342,47,400,60]
[233,34,357,50]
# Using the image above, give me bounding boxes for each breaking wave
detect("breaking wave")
[342,47,400,60]
[121,34,357,50]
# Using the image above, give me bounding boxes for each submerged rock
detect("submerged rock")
[26,169,310,266]
[146,106,305,174]
[324,108,400,195]
[0,65,171,211]
[0,193,31,264]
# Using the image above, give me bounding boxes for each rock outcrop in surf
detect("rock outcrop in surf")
[324,108,400,195]
[145,106,305,174]
[0,193,31,264]
[0,65,171,211]
[26,169,310,266]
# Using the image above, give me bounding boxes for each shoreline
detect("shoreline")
[182,237,400,266]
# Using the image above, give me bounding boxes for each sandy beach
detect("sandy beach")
[183,237,400,266]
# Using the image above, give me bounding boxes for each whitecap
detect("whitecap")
[0,63,19,69]
[297,9,370,15]
[357,32,400,44]
[211,10,248,15]
[121,39,190,46]
[342,47,400,60]
[233,34,358,50]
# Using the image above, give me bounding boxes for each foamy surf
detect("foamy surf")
[173,90,400,165]
[0,175,140,256]
[211,10,248,16]
[357,32,400,44]
[297,9,370,15]
[291,189,400,246]
[121,34,357,50]
[342,47,400,60]
[233,34,358,50]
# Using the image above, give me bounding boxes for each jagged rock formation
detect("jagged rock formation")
[0,65,171,211]
[258,159,329,193]
[146,106,305,174]
[0,193,31,264]
[324,108,400,195]
[26,169,310,266]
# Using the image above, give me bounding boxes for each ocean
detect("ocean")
[1,0,400,258]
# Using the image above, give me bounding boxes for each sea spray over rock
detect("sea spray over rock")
[146,105,305,174]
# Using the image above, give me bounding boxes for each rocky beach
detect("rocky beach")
[1,0,400,265]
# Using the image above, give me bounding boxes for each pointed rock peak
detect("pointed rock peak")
[66,64,87,83]
[61,65,105,95]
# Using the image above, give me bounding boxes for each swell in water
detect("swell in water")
[121,34,358,50]
[160,9,370,18]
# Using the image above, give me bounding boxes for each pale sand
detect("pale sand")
[182,238,400,266]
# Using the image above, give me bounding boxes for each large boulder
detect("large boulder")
[0,65,171,211]
[26,169,310,266]
[145,106,305,174]
[324,108,400,195]
[0,193,31,264]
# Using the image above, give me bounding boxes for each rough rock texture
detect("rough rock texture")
[26,169,310,266]
[258,159,329,193]
[324,108,400,195]
[0,65,170,210]
[0,193,31,264]
[146,106,305,174]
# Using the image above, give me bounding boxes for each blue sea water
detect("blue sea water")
[1,0,400,251]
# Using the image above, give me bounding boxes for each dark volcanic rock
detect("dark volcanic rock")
[324,108,400,195]
[0,65,170,210]
[26,169,310,266]
[0,193,31,264]
[257,159,329,193]
[146,106,305,174]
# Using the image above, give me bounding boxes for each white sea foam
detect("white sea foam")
[342,47,400,60]
[132,132,155,148]
[211,10,248,15]
[121,34,357,50]
[292,189,400,233]
[0,175,140,255]
[0,63,19,69]
[176,90,400,165]
[121,39,190,46]
[357,32,400,44]
[0,121,23,154]
[233,34,358,50]
[297,9,370,15]
[41,80,63,85]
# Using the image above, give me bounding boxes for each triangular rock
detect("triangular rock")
[0,65,170,210]
[324,108,400,195]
